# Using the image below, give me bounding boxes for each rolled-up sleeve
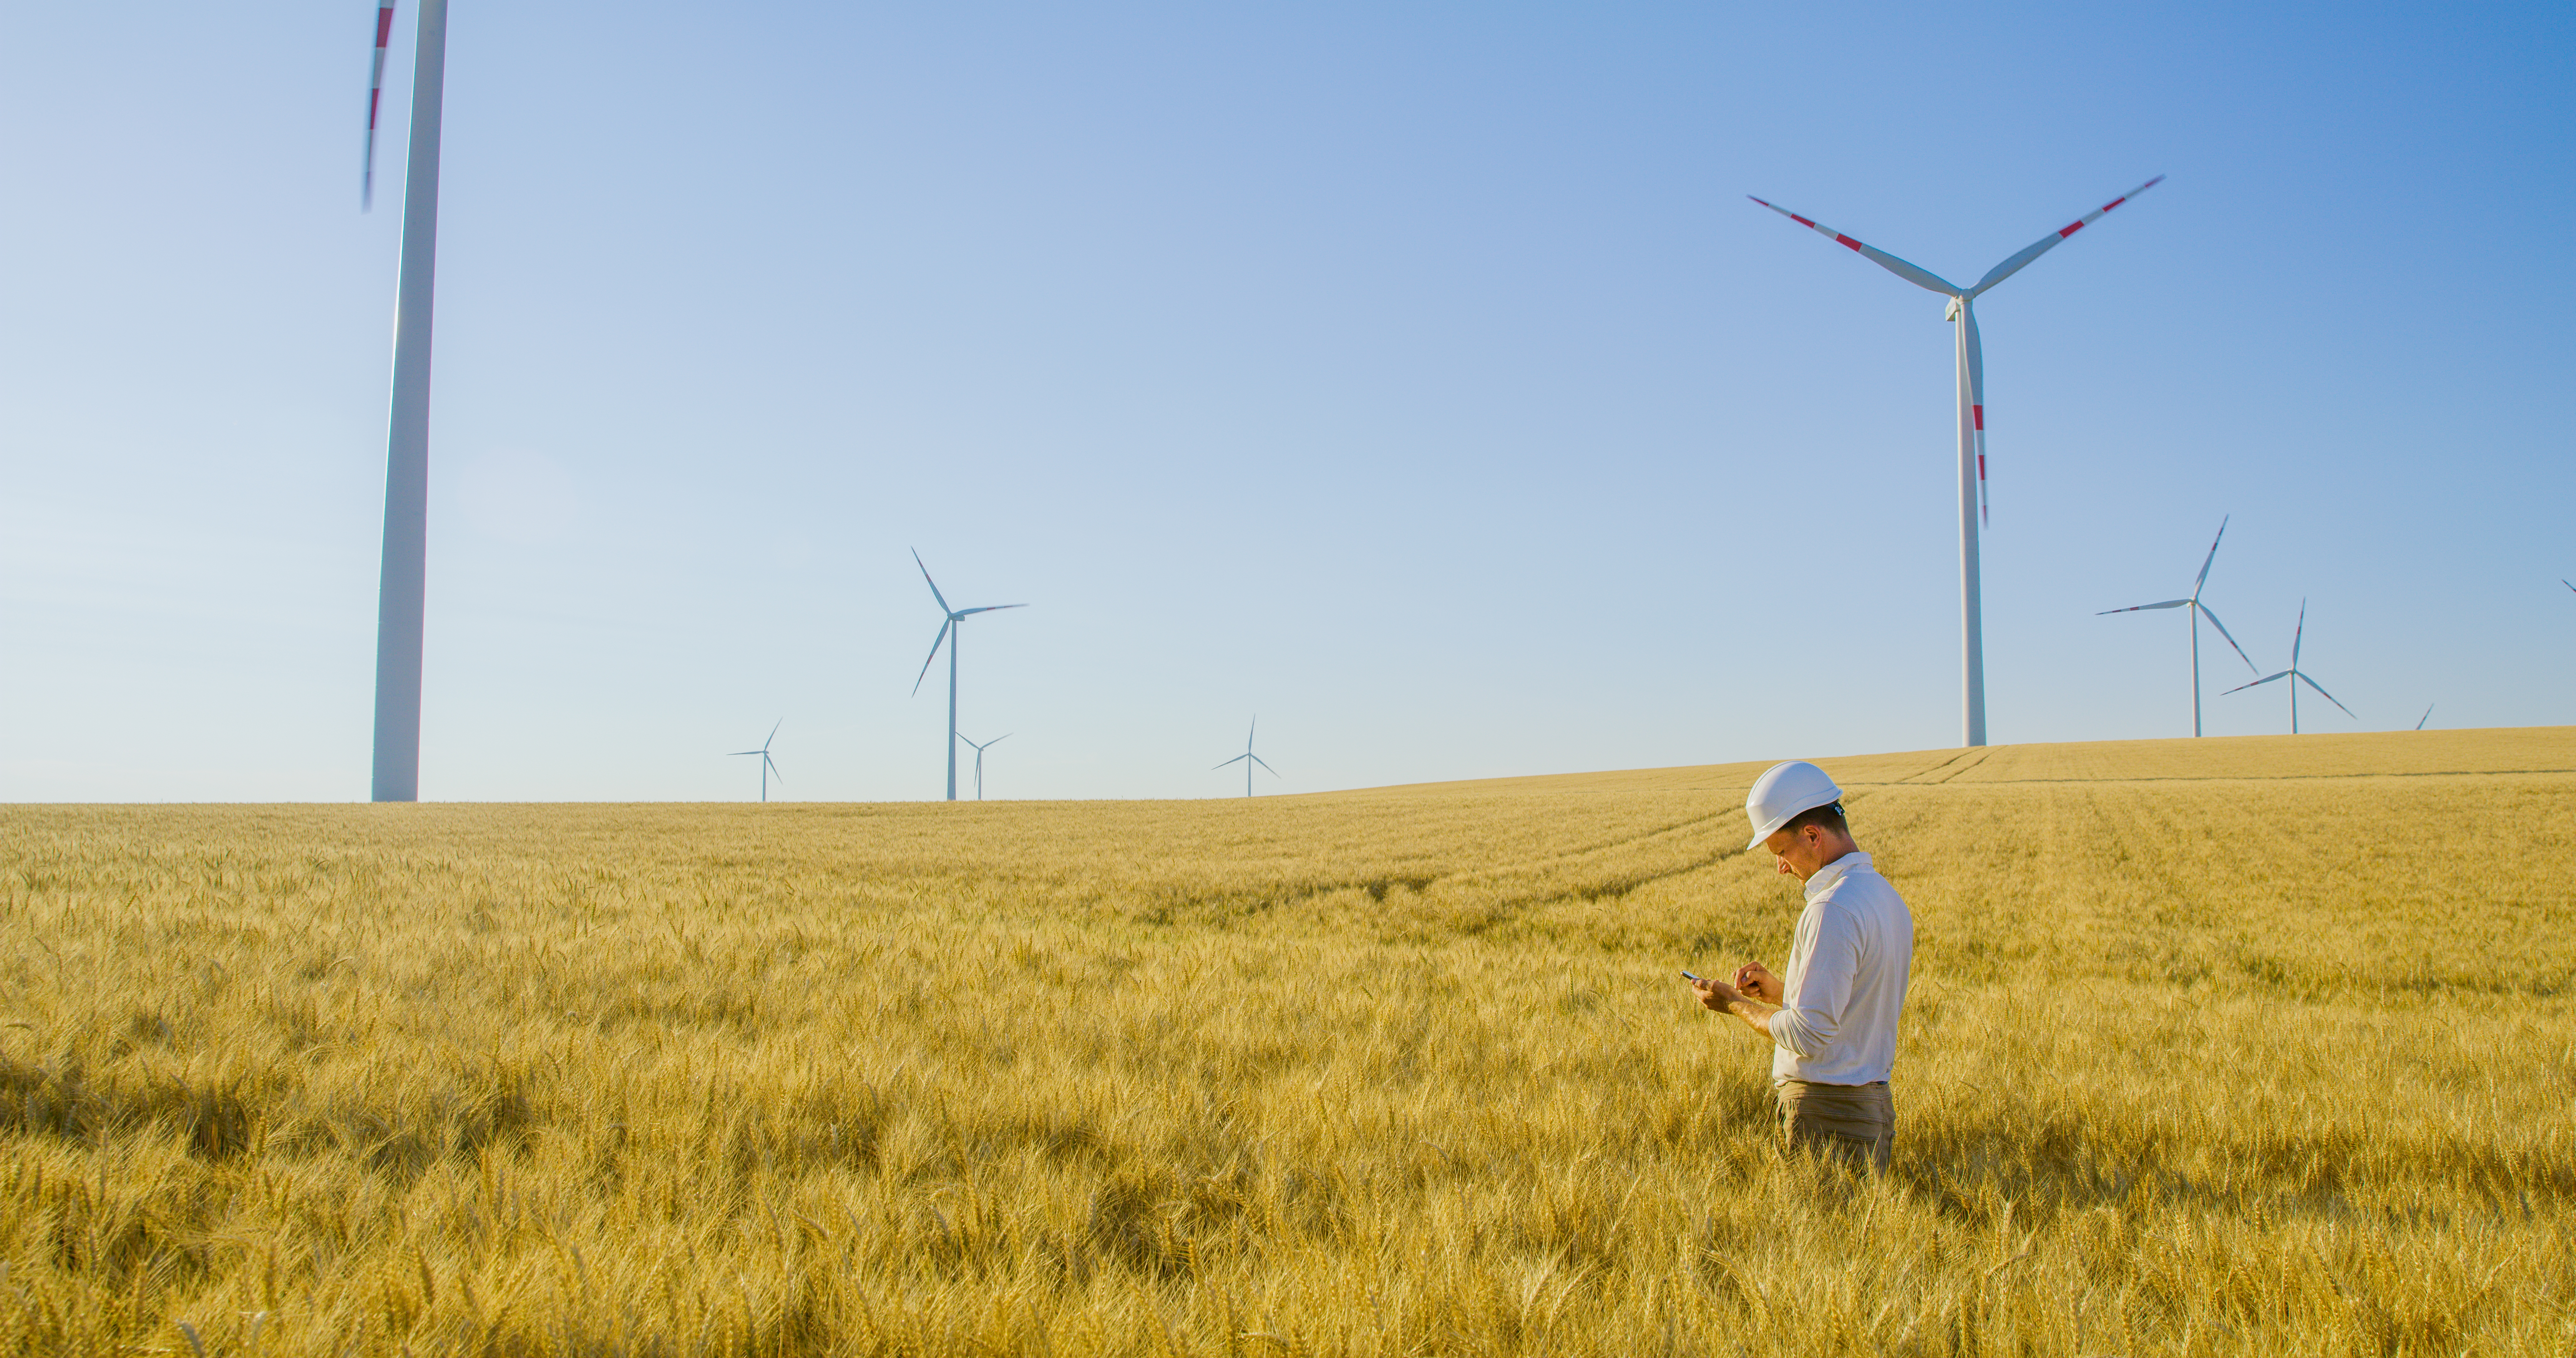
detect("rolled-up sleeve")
[1770,903,1859,1061]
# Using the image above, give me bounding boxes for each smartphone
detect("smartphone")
[1680,970,1705,982]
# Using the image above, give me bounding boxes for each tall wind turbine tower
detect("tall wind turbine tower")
[729,721,784,802]
[2098,517,2259,736]
[2223,601,2356,734]
[959,733,1009,801]
[1750,176,2163,747]
[1213,718,1279,798]
[362,0,449,801]
[910,551,1025,801]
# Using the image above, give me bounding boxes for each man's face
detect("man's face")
[1763,824,1833,882]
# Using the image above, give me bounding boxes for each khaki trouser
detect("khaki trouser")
[1775,1079,1894,1173]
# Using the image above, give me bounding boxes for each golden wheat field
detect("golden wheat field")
[4,728,2573,1356]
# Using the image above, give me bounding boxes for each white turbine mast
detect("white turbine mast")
[1213,717,1279,798]
[911,551,1025,802]
[2098,516,2259,737]
[1750,175,2164,747]
[361,0,450,801]
[2222,600,2356,735]
[959,732,1010,801]
[728,721,784,802]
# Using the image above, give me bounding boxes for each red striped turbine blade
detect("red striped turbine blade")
[363,1,397,208]
[2057,174,2166,239]
[1746,196,1960,297]
[1969,175,2165,296]
[1963,302,1990,525]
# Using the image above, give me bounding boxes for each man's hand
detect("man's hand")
[1733,962,1783,1006]
[1690,973,1778,1038]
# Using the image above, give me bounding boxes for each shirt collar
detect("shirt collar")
[1803,851,1873,901]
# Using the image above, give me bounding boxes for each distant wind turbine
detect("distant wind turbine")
[2097,516,2259,737]
[1750,175,2164,748]
[2223,602,2356,734]
[2416,703,2434,731]
[911,551,1025,802]
[959,732,1009,801]
[359,0,452,802]
[1213,718,1279,798]
[729,721,783,802]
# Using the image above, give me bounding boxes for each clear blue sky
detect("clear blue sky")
[3,0,2570,801]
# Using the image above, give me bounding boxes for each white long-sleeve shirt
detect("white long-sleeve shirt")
[1768,851,1913,1086]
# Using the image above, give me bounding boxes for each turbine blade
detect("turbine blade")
[1251,754,1279,777]
[765,754,784,781]
[2295,671,2356,719]
[2416,703,2434,731]
[1963,300,1989,525]
[362,1,398,208]
[2193,515,2229,596]
[911,619,952,695]
[1746,196,1960,295]
[1968,303,1989,526]
[911,548,952,616]
[1246,716,1257,752]
[991,733,1010,744]
[1969,175,2165,295]
[728,750,761,756]
[2098,599,2192,614]
[2222,671,2289,696]
[2195,604,2259,673]
[2292,599,2307,668]
[1213,754,1251,770]
[954,604,1028,617]
[765,718,781,751]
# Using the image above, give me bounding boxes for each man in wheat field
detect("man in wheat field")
[1689,760,1914,1172]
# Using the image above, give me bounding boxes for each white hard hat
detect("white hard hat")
[1745,760,1843,850]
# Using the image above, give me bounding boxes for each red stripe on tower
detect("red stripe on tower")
[1978,455,1987,478]
[1973,405,1985,430]
[369,89,382,128]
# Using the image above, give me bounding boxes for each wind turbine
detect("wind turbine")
[959,733,1009,801]
[2416,704,2435,731]
[2097,516,2260,737]
[2223,601,2356,734]
[1213,718,1279,798]
[729,721,783,802]
[1750,176,2165,748]
[911,551,1025,802]
[360,0,451,802]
